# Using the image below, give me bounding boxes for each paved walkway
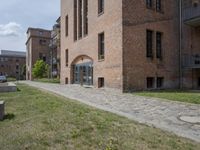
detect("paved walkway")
[21,81,200,142]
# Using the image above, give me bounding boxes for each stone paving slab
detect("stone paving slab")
[21,81,200,142]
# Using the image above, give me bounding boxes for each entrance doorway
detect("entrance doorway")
[73,62,93,85]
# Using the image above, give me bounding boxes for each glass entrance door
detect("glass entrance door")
[73,62,93,85]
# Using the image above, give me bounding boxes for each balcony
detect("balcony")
[183,5,200,26]
[182,54,200,68]
[49,39,57,49]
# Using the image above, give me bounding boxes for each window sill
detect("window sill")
[98,59,105,62]
[98,11,104,17]
[146,6,154,11]
[147,56,154,60]
[156,10,164,14]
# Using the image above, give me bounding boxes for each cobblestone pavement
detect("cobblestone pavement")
[22,81,200,142]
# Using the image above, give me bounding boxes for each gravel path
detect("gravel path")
[21,81,200,142]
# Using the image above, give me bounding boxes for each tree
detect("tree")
[32,60,48,78]
[20,65,26,80]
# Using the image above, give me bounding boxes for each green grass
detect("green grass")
[135,90,200,104]
[0,84,199,150]
[34,78,60,84]
[7,77,16,82]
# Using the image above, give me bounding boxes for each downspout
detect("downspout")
[179,0,183,89]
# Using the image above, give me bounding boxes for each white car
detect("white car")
[0,76,7,83]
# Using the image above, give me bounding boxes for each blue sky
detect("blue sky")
[0,0,60,52]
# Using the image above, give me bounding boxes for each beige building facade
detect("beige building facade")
[60,0,200,91]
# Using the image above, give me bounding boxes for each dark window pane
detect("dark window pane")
[157,77,164,88]
[98,0,104,14]
[156,0,162,11]
[156,32,162,59]
[146,30,153,58]
[146,0,153,8]
[98,33,105,60]
[147,77,154,89]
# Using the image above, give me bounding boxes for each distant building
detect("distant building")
[26,28,51,80]
[49,17,61,78]
[0,50,26,79]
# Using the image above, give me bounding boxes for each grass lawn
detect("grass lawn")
[135,90,200,104]
[7,77,17,82]
[0,85,199,150]
[34,78,60,84]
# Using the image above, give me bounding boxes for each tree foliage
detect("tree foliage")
[32,60,48,78]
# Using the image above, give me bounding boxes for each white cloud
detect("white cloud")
[0,22,22,37]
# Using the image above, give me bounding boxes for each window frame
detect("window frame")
[98,32,105,61]
[66,49,69,67]
[147,77,155,89]
[156,31,162,59]
[157,77,164,88]
[156,0,162,12]
[65,15,69,37]
[98,0,104,16]
[146,30,153,58]
[146,0,153,9]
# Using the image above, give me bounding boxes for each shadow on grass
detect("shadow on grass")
[3,113,15,120]
[17,88,21,92]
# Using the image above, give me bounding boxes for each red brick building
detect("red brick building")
[26,28,51,80]
[182,0,200,89]
[0,50,26,79]
[60,0,200,91]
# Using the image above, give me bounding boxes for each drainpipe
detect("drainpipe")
[179,0,183,89]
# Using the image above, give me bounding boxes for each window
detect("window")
[39,53,43,60]
[43,56,46,62]
[39,31,43,35]
[146,30,153,58]
[157,77,164,88]
[65,78,69,84]
[65,15,68,37]
[98,32,105,60]
[156,0,162,11]
[146,0,153,8]
[147,77,154,89]
[66,49,69,66]
[74,0,78,41]
[98,77,104,88]
[98,0,104,15]
[39,53,46,62]
[198,77,200,87]
[39,39,47,45]
[83,0,88,36]
[74,0,88,40]
[16,65,19,70]
[156,32,162,59]
[78,0,83,38]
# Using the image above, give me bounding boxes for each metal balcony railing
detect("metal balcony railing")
[49,40,57,49]
[182,54,200,68]
[183,5,200,26]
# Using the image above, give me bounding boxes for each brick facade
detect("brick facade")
[0,50,26,79]
[60,0,200,91]
[26,28,51,80]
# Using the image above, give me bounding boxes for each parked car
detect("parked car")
[0,76,7,83]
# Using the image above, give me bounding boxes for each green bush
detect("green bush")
[32,60,48,78]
